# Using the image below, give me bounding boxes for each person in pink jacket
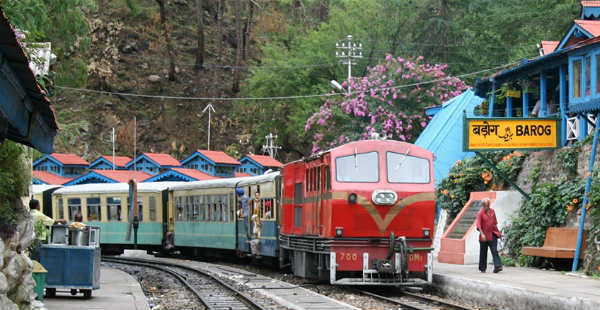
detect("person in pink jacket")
[476,198,503,273]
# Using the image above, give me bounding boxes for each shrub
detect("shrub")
[0,141,29,239]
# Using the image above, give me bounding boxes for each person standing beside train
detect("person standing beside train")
[29,199,66,260]
[251,192,262,238]
[476,198,503,273]
[236,188,250,237]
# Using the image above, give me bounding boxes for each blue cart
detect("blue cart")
[40,225,101,298]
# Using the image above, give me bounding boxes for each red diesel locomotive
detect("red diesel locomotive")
[279,139,435,285]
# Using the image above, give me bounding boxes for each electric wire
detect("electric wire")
[54,60,521,102]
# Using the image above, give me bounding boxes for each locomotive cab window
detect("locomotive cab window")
[336,151,379,182]
[387,152,430,183]
[86,197,101,221]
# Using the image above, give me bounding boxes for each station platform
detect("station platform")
[433,262,600,310]
[43,267,150,310]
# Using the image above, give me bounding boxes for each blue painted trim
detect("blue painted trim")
[579,114,588,141]
[125,154,179,170]
[238,156,267,169]
[572,114,600,271]
[560,65,568,146]
[143,169,195,182]
[557,23,593,51]
[506,97,512,117]
[64,171,117,186]
[523,92,529,117]
[33,155,64,169]
[540,72,547,117]
[180,151,217,166]
[488,83,496,117]
[89,157,114,169]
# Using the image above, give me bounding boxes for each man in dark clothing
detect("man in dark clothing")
[476,198,503,273]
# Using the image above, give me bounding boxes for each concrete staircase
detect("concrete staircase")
[438,192,496,264]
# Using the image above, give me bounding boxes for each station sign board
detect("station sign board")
[463,117,560,151]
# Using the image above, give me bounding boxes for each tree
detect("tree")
[232,0,244,92]
[155,0,176,81]
[195,0,205,70]
[305,54,469,153]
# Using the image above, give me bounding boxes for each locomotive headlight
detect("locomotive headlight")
[372,190,398,205]
[336,227,343,237]
[423,228,431,238]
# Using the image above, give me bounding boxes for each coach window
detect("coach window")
[193,196,201,222]
[57,198,65,220]
[387,152,430,183]
[128,197,143,222]
[107,197,122,221]
[175,197,183,220]
[336,151,379,182]
[305,169,310,192]
[86,197,101,221]
[185,196,193,221]
[229,193,235,222]
[67,198,82,221]
[149,196,157,221]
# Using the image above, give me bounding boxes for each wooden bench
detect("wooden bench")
[522,227,588,259]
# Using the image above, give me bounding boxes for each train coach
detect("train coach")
[47,138,435,286]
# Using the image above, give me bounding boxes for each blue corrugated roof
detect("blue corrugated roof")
[415,90,484,185]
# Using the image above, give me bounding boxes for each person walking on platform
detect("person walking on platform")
[476,198,503,273]
[29,199,65,260]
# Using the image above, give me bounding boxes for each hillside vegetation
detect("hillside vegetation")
[3,0,580,161]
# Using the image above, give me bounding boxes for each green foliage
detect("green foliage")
[0,142,29,239]
[584,173,600,275]
[556,145,580,176]
[503,179,584,266]
[55,59,88,87]
[125,0,140,17]
[437,151,527,220]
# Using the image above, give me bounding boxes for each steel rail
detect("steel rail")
[358,289,477,310]
[103,256,266,310]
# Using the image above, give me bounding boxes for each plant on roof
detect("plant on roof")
[305,54,469,153]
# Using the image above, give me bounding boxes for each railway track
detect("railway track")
[102,256,267,310]
[358,289,477,310]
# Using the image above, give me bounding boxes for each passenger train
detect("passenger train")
[39,139,436,286]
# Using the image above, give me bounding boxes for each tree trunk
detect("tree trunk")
[232,0,243,93]
[243,0,254,61]
[195,0,205,70]
[317,0,329,22]
[155,0,176,81]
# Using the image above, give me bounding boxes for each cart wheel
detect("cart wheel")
[83,289,92,299]
[70,289,78,296]
[45,288,56,298]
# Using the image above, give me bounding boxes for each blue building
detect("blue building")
[124,153,181,175]
[143,168,220,182]
[64,170,152,185]
[475,1,600,144]
[237,154,283,176]
[180,150,240,178]
[33,153,89,178]
[0,9,58,153]
[88,155,132,170]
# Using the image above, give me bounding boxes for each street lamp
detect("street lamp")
[330,80,343,91]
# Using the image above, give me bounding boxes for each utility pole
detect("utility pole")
[111,128,115,170]
[335,35,363,94]
[202,103,216,150]
[262,133,281,158]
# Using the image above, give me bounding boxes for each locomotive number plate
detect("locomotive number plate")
[408,253,422,262]
[338,252,359,261]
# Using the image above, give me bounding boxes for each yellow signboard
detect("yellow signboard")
[464,118,560,151]
[506,89,521,98]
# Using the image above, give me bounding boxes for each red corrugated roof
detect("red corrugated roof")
[32,171,73,185]
[100,155,132,167]
[93,170,151,182]
[197,150,240,165]
[575,19,600,37]
[582,1,600,7]
[235,172,252,177]
[144,153,181,166]
[246,154,283,168]
[541,41,559,55]
[171,168,220,180]
[51,153,89,165]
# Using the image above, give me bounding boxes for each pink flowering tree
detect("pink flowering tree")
[305,54,470,153]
